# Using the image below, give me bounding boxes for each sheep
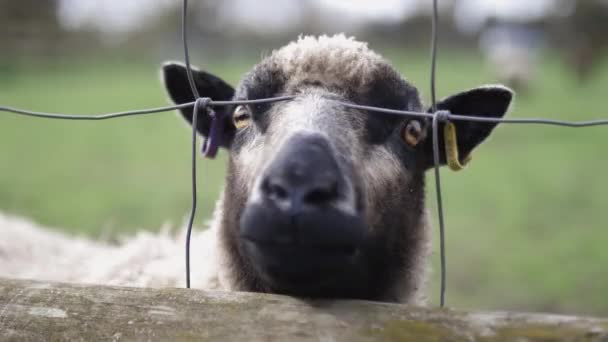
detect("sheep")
[0,34,513,304]
[0,212,222,289]
[479,24,542,94]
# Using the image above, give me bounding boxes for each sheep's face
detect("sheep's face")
[163,35,513,302]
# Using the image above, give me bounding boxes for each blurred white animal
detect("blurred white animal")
[480,25,543,93]
[0,212,221,289]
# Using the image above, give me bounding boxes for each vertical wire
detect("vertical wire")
[432,114,447,308]
[182,0,200,99]
[185,101,199,289]
[430,0,439,114]
[430,0,447,308]
[183,0,199,289]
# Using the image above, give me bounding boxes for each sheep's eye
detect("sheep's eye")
[233,105,252,129]
[402,120,423,147]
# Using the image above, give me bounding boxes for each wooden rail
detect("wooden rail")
[0,278,606,341]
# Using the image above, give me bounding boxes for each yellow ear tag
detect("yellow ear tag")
[443,122,472,172]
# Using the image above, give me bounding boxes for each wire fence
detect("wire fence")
[2,0,608,308]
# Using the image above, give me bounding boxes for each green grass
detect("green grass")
[1,50,607,316]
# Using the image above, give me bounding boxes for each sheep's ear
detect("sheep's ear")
[422,85,513,169]
[162,62,236,147]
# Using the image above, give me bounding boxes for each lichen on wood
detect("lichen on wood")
[0,277,606,341]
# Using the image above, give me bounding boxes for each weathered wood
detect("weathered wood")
[0,278,606,341]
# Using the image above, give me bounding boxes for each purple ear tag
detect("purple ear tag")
[201,105,225,159]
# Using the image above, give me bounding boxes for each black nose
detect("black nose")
[239,133,367,286]
[260,134,342,214]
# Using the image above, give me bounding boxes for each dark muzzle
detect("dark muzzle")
[239,133,367,292]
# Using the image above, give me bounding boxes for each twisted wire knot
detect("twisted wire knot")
[433,110,451,123]
[195,97,213,113]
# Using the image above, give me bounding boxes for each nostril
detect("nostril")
[304,181,339,206]
[263,179,289,201]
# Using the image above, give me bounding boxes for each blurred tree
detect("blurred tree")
[0,0,64,61]
[550,0,608,83]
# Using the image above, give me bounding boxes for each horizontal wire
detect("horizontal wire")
[447,114,608,127]
[0,96,296,121]
[212,96,296,106]
[340,102,608,127]
[0,103,191,120]
[3,97,608,128]
[340,103,432,118]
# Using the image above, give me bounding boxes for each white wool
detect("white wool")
[270,34,386,91]
[0,212,221,289]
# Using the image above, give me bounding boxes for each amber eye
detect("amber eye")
[402,120,423,147]
[232,105,252,129]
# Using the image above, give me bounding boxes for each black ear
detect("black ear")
[422,85,513,169]
[162,62,236,147]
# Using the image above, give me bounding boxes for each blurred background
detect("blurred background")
[1,0,607,315]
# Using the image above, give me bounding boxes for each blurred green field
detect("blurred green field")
[1,50,607,316]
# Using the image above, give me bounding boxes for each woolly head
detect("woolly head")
[161,34,513,302]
